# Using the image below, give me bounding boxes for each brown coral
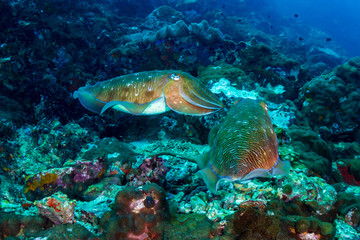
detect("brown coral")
[229,207,295,240]
[101,183,169,240]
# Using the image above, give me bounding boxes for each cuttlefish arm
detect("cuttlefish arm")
[164,72,223,115]
[73,70,223,115]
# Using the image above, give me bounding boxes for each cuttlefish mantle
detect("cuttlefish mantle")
[73,70,223,115]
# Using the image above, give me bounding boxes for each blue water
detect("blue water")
[216,0,360,57]
[272,0,360,57]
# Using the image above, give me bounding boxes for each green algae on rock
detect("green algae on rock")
[285,125,333,178]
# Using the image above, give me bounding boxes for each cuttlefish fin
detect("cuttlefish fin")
[196,153,220,194]
[241,160,291,181]
[100,98,166,115]
[196,153,209,170]
[197,165,220,194]
[164,80,220,115]
[241,168,272,181]
[100,101,148,115]
[271,159,291,176]
[73,88,106,114]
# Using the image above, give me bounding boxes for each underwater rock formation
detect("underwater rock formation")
[126,155,168,187]
[122,18,225,47]
[239,42,302,100]
[154,20,190,41]
[25,157,106,201]
[189,20,224,45]
[163,213,222,239]
[0,212,49,239]
[142,5,185,29]
[29,223,96,239]
[80,137,138,168]
[35,192,76,225]
[285,125,333,178]
[299,57,360,141]
[12,120,95,177]
[198,63,250,86]
[276,172,336,215]
[100,183,169,239]
[229,207,294,239]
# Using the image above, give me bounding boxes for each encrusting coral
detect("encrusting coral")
[100,183,169,239]
[299,57,360,140]
[25,157,106,201]
[35,192,76,225]
[126,155,168,187]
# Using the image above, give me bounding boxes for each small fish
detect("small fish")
[196,99,290,193]
[294,14,299,18]
[74,70,223,116]
[298,37,304,41]
[108,169,119,175]
[326,37,332,42]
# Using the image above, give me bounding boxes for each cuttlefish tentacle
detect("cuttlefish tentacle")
[180,74,223,110]
[74,70,223,116]
[163,72,222,115]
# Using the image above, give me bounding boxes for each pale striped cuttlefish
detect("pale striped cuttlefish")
[196,99,290,193]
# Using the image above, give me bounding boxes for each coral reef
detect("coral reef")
[228,207,294,239]
[337,160,360,186]
[29,223,96,240]
[239,42,301,94]
[0,211,50,239]
[1,0,360,238]
[189,20,224,45]
[198,63,249,86]
[299,57,360,141]
[12,120,95,176]
[285,125,333,178]
[126,155,168,187]
[36,192,76,225]
[0,96,26,124]
[275,172,336,215]
[334,219,360,239]
[100,183,169,239]
[80,137,138,168]
[163,213,221,239]
[25,157,106,201]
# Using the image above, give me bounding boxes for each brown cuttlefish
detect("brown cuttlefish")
[73,70,223,115]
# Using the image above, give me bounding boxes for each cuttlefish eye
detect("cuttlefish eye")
[170,73,180,81]
[143,196,155,208]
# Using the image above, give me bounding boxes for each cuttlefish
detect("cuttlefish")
[73,70,223,115]
[196,99,290,193]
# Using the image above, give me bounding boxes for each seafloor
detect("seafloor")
[0,0,360,239]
